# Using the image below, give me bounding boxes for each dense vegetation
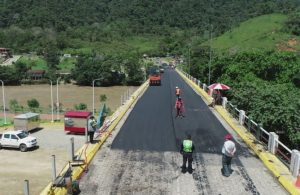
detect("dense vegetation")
[0,0,299,55]
[184,21,300,148]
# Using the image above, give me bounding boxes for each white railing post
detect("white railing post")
[222,97,228,108]
[52,155,56,182]
[209,89,214,97]
[290,150,300,177]
[239,110,246,125]
[24,180,29,195]
[203,84,207,91]
[267,132,278,154]
[70,137,74,161]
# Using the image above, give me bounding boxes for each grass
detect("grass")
[18,56,48,70]
[125,36,161,53]
[58,57,77,71]
[203,14,298,53]
[0,118,13,127]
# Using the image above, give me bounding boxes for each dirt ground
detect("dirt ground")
[0,84,139,194]
[3,84,138,113]
[0,123,87,195]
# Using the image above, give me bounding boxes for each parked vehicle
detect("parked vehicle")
[0,130,37,152]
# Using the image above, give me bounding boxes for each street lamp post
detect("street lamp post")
[188,46,191,75]
[0,80,6,124]
[92,79,101,116]
[56,78,60,121]
[208,25,213,86]
[49,80,54,122]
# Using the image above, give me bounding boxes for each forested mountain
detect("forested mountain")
[1,0,296,33]
[0,0,299,54]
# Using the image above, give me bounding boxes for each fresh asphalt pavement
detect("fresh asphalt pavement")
[112,67,228,152]
[79,68,287,195]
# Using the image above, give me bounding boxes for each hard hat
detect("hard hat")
[186,134,191,139]
[225,134,233,140]
[176,86,178,89]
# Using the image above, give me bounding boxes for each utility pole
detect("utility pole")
[188,46,191,75]
[208,24,213,86]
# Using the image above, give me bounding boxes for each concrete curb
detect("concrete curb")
[40,81,149,195]
[176,69,300,195]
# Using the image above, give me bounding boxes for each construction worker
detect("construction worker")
[221,134,236,177]
[175,97,185,118]
[88,116,97,144]
[175,86,181,98]
[180,134,195,173]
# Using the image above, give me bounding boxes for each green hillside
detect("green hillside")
[208,14,299,53]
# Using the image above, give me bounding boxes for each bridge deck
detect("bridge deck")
[79,68,287,195]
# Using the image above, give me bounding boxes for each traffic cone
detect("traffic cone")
[295,174,300,188]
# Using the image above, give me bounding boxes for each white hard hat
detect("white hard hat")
[176,86,178,89]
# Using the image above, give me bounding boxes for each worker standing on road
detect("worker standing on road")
[221,134,236,177]
[180,134,195,173]
[88,116,97,144]
[175,97,185,118]
[175,86,181,98]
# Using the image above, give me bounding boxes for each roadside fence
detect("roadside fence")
[179,69,300,178]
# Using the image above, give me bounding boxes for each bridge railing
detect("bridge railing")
[180,69,300,177]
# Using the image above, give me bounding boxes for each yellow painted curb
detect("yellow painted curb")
[40,81,149,195]
[177,69,300,195]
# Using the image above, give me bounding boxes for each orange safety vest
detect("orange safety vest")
[175,88,181,95]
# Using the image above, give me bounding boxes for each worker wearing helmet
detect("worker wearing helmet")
[175,97,185,118]
[180,134,195,173]
[175,86,181,98]
[221,134,236,177]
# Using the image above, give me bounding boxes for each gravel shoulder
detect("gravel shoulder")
[0,123,86,195]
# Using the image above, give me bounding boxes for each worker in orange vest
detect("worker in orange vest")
[175,86,181,98]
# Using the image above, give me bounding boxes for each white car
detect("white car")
[0,130,37,152]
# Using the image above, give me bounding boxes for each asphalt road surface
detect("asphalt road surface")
[79,68,287,195]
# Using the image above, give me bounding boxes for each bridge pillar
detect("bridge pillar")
[239,110,246,125]
[267,132,278,154]
[222,97,228,108]
[290,150,300,177]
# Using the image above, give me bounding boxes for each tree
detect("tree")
[27,98,40,111]
[100,94,107,102]
[0,66,21,85]
[9,99,20,113]
[14,61,28,79]
[44,41,59,70]
[74,103,87,110]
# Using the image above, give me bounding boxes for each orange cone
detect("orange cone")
[295,174,300,188]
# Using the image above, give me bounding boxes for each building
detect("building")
[27,70,46,80]
[14,112,40,132]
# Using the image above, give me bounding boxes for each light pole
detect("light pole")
[49,80,54,122]
[0,80,6,124]
[92,79,101,116]
[188,45,191,75]
[56,78,60,121]
[208,24,213,86]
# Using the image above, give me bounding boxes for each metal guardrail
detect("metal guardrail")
[180,69,294,170]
